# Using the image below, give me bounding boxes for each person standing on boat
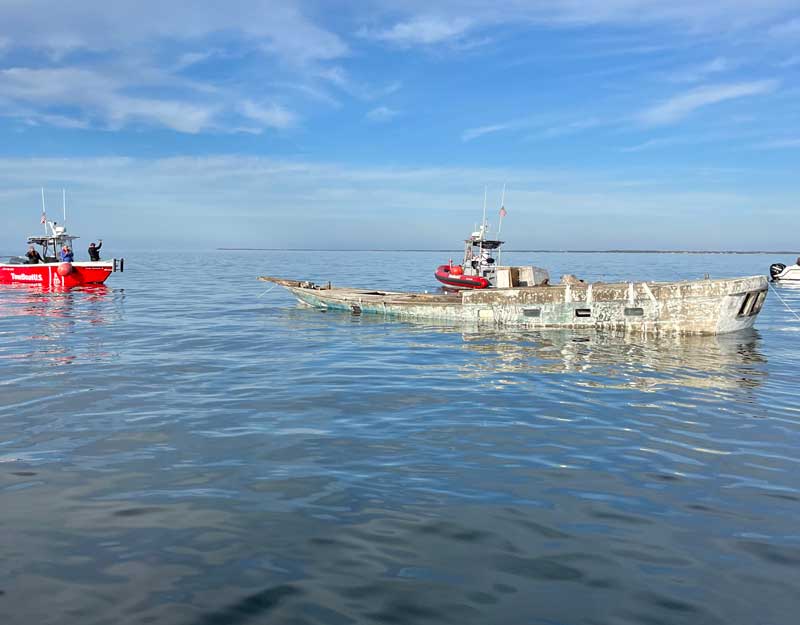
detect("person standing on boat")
[60,246,74,262]
[88,240,102,261]
[25,246,43,264]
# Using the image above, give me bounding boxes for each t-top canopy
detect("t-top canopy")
[466,238,503,250]
[27,234,79,246]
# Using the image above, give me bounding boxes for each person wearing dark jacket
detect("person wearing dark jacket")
[88,240,102,261]
[25,246,43,264]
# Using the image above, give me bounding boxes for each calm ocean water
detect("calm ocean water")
[1,250,799,625]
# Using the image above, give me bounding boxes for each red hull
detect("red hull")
[434,265,490,289]
[0,262,114,288]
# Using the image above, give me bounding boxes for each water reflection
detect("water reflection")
[0,284,124,366]
[280,306,767,395]
[456,328,765,391]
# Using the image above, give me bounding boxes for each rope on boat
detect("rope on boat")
[257,284,279,298]
[768,282,800,322]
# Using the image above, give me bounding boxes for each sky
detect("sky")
[0,0,798,251]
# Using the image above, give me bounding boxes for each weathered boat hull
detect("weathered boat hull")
[259,275,768,335]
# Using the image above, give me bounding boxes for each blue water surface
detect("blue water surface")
[0,250,799,625]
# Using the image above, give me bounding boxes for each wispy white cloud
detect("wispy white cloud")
[362,15,473,46]
[315,66,402,101]
[0,1,348,65]
[0,2,354,133]
[239,100,297,130]
[667,57,733,83]
[174,51,219,71]
[365,106,400,123]
[461,123,514,142]
[0,67,221,133]
[639,80,779,125]
[538,118,605,139]
[364,1,799,50]
[0,155,793,250]
[27,114,90,130]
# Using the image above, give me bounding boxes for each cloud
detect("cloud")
[240,101,297,129]
[667,57,733,83]
[315,66,402,101]
[0,1,347,65]
[0,67,220,133]
[537,118,604,139]
[362,15,473,46]
[0,66,306,134]
[0,2,352,134]
[363,1,799,49]
[639,80,779,125]
[365,106,400,123]
[461,123,514,142]
[0,155,793,250]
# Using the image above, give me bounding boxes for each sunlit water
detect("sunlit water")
[1,250,799,625]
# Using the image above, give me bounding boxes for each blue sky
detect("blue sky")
[0,1,798,251]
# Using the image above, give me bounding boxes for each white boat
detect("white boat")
[770,260,800,282]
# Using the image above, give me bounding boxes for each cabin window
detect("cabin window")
[624,307,644,316]
[575,309,592,318]
[522,307,541,318]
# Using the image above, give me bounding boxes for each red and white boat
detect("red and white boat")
[0,215,123,288]
[434,221,502,290]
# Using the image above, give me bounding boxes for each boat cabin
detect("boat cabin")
[461,226,503,283]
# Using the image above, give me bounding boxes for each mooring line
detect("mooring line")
[257,284,279,298]
[768,282,800,322]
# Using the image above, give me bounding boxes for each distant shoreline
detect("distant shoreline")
[217,248,798,255]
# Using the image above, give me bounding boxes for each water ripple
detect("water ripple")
[1,251,799,624]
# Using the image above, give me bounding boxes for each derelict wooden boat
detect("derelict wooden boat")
[259,273,768,335]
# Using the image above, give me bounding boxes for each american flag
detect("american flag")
[499,206,507,218]
[41,213,46,224]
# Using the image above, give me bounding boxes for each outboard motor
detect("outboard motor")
[770,263,786,281]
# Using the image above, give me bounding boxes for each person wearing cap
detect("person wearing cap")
[88,240,103,261]
[25,246,43,264]
[60,246,74,262]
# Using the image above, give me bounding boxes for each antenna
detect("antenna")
[482,186,487,233]
[497,183,506,236]
[62,188,66,226]
[497,184,507,266]
[41,187,47,234]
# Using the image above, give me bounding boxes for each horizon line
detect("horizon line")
[217,247,799,255]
